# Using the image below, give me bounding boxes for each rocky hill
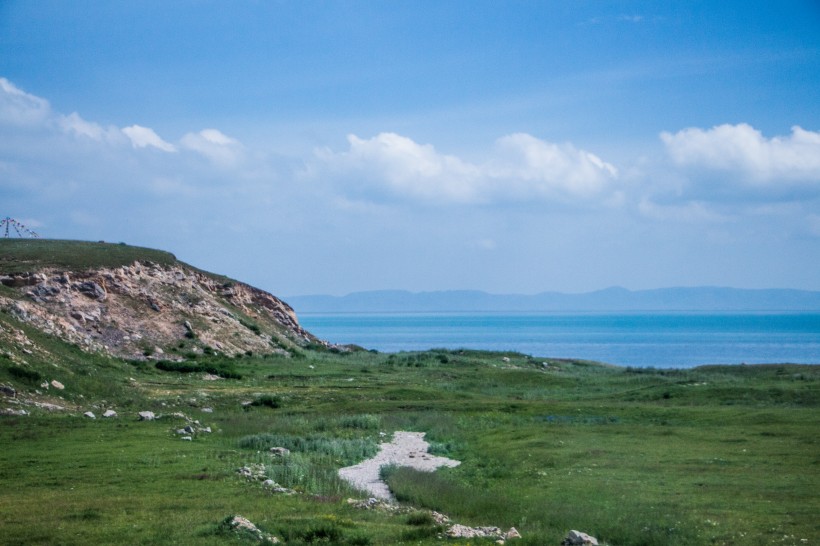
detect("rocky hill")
[0,240,321,361]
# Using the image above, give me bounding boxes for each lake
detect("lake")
[298,312,820,368]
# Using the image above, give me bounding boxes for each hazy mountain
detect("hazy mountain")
[286,287,820,313]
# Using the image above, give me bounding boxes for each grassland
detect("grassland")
[2,320,818,544]
[1,240,817,544]
[0,239,178,273]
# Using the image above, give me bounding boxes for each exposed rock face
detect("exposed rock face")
[0,261,321,359]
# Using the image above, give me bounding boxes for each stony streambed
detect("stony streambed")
[338,431,460,500]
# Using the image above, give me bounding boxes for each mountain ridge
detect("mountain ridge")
[286,286,820,313]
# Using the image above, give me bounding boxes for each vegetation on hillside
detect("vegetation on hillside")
[0,239,178,273]
[1,241,817,544]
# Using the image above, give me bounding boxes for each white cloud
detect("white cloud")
[0,77,51,126]
[180,128,242,165]
[310,132,618,204]
[59,112,111,140]
[488,133,618,199]
[313,132,481,202]
[661,123,820,184]
[122,124,177,152]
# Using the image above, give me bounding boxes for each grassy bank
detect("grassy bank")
[1,332,817,544]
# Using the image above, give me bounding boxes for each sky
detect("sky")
[1,1,820,297]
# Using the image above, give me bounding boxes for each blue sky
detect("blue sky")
[2,1,820,296]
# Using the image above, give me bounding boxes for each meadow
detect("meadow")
[1,312,818,545]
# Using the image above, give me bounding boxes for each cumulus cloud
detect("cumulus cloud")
[0,77,51,126]
[315,132,481,202]
[661,123,820,184]
[310,132,618,204]
[122,124,177,152]
[180,128,242,165]
[488,133,618,199]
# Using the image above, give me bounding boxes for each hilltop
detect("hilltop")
[0,239,320,360]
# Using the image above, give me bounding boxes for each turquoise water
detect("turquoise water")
[298,313,820,368]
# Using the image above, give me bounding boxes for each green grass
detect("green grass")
[1,316,818,544]
[0,239,178,273]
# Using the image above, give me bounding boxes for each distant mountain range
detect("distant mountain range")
[286,287,820,313]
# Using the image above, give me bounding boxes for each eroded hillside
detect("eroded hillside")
[0,241,321,360]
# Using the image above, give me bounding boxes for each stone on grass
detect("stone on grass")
[223,515,279,543]
[505,527,522,539]
[103,409,117,418]
[51,380,65,390]
[138,411,156,421]
[83,411,96,419]
[269,447,290,456]
[562,530,599,545]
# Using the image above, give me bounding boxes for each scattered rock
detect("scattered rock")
[103,409,117,418]
[83,411,96,419]
[50,380,65,390]
[2,408,28,416]
[446,524,504,539]
[0,385,16,398]
[269,447,290,457]
[222,515,279,543]
[34,401,66,411]
[237,464,268,481]
[262,480,296,494]
[201,407,214,413]
[181,436,192,441]
[76,281,106,300]
[562,530,599,545]
[505,527,522,539]
[138,411,156,421]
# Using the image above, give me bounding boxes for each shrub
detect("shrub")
[250,394,282,409]
[7,365,42,383]
[155,360,241,379]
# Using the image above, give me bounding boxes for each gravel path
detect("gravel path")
[338,431,461,500]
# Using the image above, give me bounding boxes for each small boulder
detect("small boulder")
[269,447,290,457]
[223,515,279,543]
[181,436,193,441]
[562,530,599,546]
[51,380,65,390]
[83,411,96,419]
[103,410,117,418]
[77,281,106,300]
[505,527,522,539]
[138,411,156,421]
[0,385,16,398]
